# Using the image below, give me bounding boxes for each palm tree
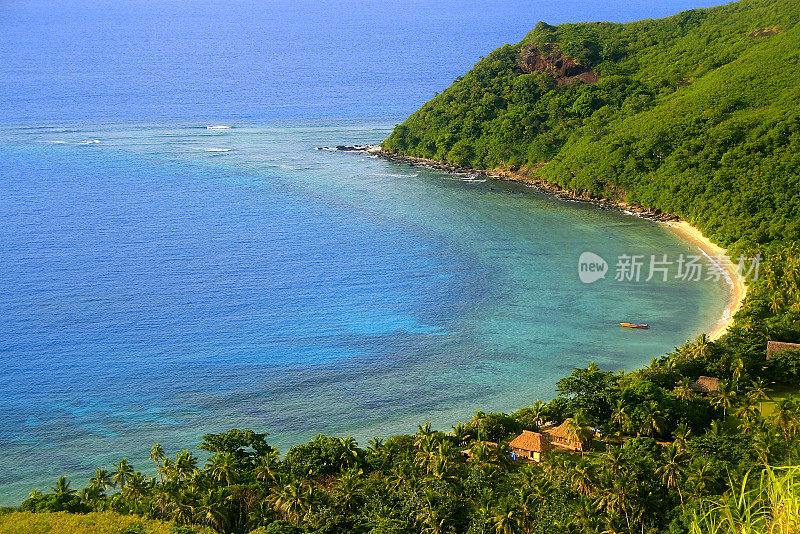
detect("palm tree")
[707,419,725,438]
[672,423,691,451]
[737,414,763,436]
[514,462,539,488]
[657,445,688,509]
[122,472,149,503]
[568,500,602,533]
[768,292,785,313]
[602,446,625,473]
[78,484,103,503]
[513,487,536,534]
[268,477,314,526]
[686,459,714,499]
[593,469,631,533]
[170,492,194,526]
[565,413,593,454]
[730,356,746,385]
[175,449,198,481]
[640,402,665,438]
[611,400,631,435]
[529,400,548,429]
[367,437,385,455]
[89,467,111,491]
[674,378,695,404]
[428,452,458,485]
[570,460,595,496]
[747,378,773,412]
[416,422,435,444]
[150,443,165,483]
[332,468,364,515]
[712,381,736,418]
[209,451,239,486]
[491,498,522,534]
[469,441,493,466]
[150,443,165,467]
[769,397,798,445]
[195,488,229,531]
[387,459,415,492]
[450,423,473,447]
[692,334,712,359]
[51,476,76,496]
[253,456,279,485]
[753,427,781,465]
[735,396,760,422]
[471,487,495,532]
[415,434,437,473]
[414,490,449,534]
[112,458,134,489]
[339,436,361,468]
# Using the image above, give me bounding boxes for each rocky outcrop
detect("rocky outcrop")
[748,27,780,37]
[517,45,599,86]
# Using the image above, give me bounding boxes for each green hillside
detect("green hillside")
[383,0,800,249]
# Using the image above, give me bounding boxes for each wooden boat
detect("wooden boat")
[620,322,649,329]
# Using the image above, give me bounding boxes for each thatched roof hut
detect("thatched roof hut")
[542,421,584,451]
[508,431,552,462]
[691,376,720,394]
[766,340,800,360]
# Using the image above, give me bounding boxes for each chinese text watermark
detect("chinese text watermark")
[578,252,760,284]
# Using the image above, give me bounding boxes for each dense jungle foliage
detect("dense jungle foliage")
[6,0,800,532]
[382,0,800,250]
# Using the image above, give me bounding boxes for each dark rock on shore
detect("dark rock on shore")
[372,149,679,223]
[315,144,378,152]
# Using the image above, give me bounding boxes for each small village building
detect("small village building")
[508,430,552,462]
[542,421,584,452]
[691,376,721,394]
[766,340,800,360]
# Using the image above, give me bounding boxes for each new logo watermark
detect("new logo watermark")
[578,252,608,284]
[578,252,760,284]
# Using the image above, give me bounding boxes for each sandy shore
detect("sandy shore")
[662,220,747,340]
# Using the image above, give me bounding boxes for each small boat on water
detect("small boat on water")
[620,322,649,329]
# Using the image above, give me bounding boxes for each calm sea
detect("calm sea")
[0,0,728,504]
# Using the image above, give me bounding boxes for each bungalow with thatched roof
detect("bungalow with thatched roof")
[691,376,720,394]
[542,421,584,452]
[508,431,552,462]
[766,340,800,360]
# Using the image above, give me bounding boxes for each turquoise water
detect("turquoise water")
[0,122,729,503]
[0,0,733,506]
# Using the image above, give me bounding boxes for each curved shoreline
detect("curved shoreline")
[662,220,747,341]
[365,147,747,340]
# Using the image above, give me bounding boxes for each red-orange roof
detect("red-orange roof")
[543,421,572,440]
[508,430,551,453]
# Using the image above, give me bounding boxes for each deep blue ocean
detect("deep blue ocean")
[0,0,729,504]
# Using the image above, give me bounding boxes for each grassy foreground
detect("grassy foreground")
[0,511,212,534]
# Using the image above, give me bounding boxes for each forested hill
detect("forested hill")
[382,0,800,250]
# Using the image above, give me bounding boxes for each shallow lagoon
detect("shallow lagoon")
[0,122,729,503]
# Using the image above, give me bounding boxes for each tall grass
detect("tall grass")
[0,511,213,534]
[690,466,800,534]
